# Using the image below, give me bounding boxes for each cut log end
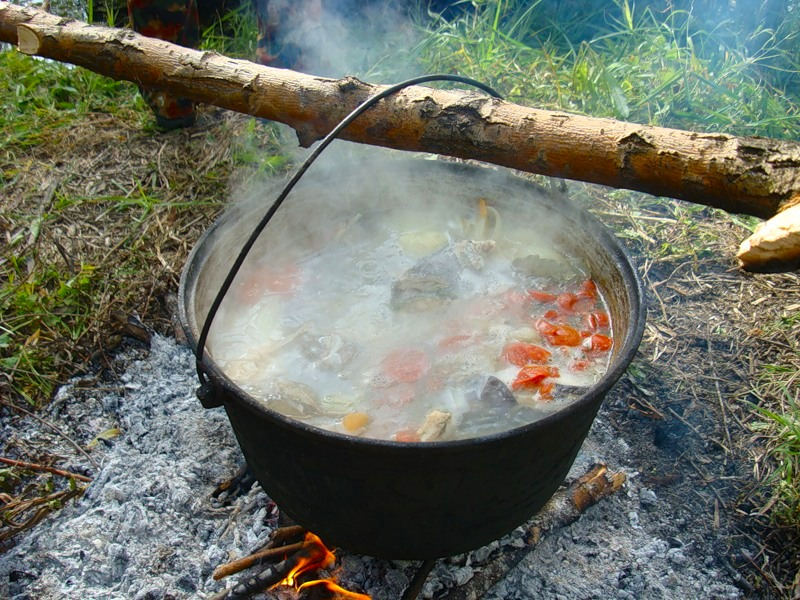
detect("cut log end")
[570,464,627,512]
[17,24,41,54]
[737,203,800,273]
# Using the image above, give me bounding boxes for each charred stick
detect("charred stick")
[213,541,305,580]
[208,553,299,600]
[569,463,627,513]
[401,558,438,600]
[298,580,370,599]
[442,463,625,600]
[210,535,333,600]
[213,525,307,580]
[248,523,307,555]
[0,456,92,482]
[111,309,151,344]
[212,464,250,497]
[267,524,307,548]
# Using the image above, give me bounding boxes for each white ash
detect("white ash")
[1,336,754,599]
[0,336,275,600]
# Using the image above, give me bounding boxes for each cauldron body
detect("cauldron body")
[179,159,645,559]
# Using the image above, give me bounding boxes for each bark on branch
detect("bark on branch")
[2,1,799,269]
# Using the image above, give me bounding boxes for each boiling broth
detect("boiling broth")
[207,189,613,441]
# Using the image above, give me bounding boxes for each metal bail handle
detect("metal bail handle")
[193,74,503,406]
[196,368,223,409]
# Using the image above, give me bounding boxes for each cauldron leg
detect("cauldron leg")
[401,558,437,600]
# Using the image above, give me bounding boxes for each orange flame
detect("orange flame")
[274,532,336,587]
[272,532,371,599]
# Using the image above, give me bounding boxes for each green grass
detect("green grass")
[199,3,260,59]
[0,51,145,405]
[0,259,100,403]
[751,384,800,528]
[413,0,800,138]
[0,49,145,159]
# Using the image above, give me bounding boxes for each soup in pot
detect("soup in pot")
[207,192,613,442]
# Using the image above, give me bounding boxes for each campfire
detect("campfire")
[210,527,370,600]
[208,463,625,600]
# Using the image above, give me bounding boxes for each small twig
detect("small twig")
[213,541,305,580]
[0,487,85,542]
[681,454,727,509]
[626,397,665,419]
[213,525,307,580]
[209,563,290,600]
[739,547,782,593]
[0,457,92,482]
[640,259,669,323]
[714,377,734,451]
[1,401,99,469]
[1,487,82,522]
[706,335,734,457]
[156,140,170,189]
[592,210,678,224]
[624,377,665,419]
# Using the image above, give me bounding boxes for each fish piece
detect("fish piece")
[451,239,495,269]
[298,332,358,371]
[398,230,449,257]
[512,253,580,283]
[416,409,452,442]
[318,393,360,416]
[480,376,517,406]
[266,380,320,418]
[391,240,495,311]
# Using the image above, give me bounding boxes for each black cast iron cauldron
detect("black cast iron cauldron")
[178,158,645,560]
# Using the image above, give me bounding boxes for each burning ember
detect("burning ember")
[273,532,369,599]
[272,532,335,587]
[296,580,371,600]
[211,529,371,600]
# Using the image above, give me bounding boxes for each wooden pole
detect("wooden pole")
[1,1,799,270]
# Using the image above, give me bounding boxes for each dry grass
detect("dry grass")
[1,105,291,544]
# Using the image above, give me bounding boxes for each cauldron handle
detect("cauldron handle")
[194,74,503,408]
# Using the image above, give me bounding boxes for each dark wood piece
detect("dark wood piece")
[401,558,438,600]
[443,464,626,600]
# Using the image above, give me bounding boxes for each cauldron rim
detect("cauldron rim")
[178,158,646,450]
